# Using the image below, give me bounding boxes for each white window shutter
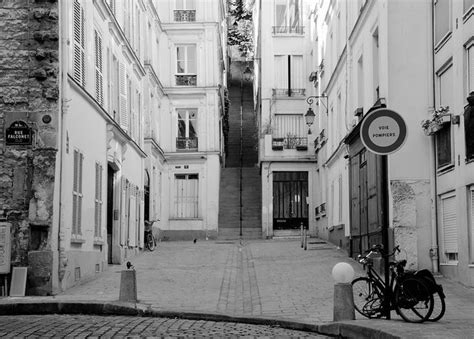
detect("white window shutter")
[129,194,136,247]
[94,30,104,106]
[442,195,458,254]
[120,178,127,245]
[73,0,85,86]
[119,63,128,131]
[291,55,304,89]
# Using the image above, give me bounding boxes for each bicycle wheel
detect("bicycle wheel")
[352,277,384,319]
[146,232,156,251]
[429,288,446,322]
[395,278,434,323]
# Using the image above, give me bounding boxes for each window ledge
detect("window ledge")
[440,262,458,266]
[93,239,105,246]
[71,237,85,244]
[437,164,455,175]
[434,31,452,53]
[463,5,474,23]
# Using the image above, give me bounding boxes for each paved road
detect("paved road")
[56,239,360,323]
[0,315,329,338]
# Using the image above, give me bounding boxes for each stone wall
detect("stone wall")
[0,0,59,295]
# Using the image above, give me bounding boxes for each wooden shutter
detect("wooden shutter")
[290,55,304,90]
[73,0,85,86]
[367,152,380,233]
[139,192,144,248]
[119,63,128,131]
[120,177,127,245]
[129,192,136,247]
[350,155,360,236]
[274,55,288,89]
[441,194,458,254]
[94,30,104,106]
[72,150,79,235]
[94,163,103,237]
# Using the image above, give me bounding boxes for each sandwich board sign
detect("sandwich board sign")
[360,108,407,155]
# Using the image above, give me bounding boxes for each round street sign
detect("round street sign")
[360,108,407,155]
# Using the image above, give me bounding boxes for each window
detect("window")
[174,174,199,218]
[469,186,474,263]
[73,0,85,86]
[273,114,306,149]
[175,0,196,21]
[109,54,119,121]
[119,62,128,131]
[176,45,197,86]
[357,55,364,109]
[274,0,303,34]
[177,109,198,150]
[94,163,103,238]
[440,193,458,263]
[372,28,380,101]
[274,55,304,96]
[72,150,84,236]
[94,30,104,106]
[434,0,451,45]
[436,63,453,169]
[468,43,474,94]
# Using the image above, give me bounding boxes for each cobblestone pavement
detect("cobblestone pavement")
[4,239,474,338]
[55,239,361,323]
[0,315,329,338]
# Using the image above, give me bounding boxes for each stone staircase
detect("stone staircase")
[218,62,261,239]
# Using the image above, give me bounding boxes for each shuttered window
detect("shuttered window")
[441,193,458,262]
[72,150,84,236]
[470,187,474,263]
[119,63,128,131]
[273,114,304,138]
[94,162,103,238]
[94,30,104,106]
[73,0,85,86]
[174,174,199,218]
[274,55,304,96]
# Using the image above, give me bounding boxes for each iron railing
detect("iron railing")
[272,136,308,150]
[272,26,304,34]
[176,137,198,151]
[175,74,197,86]
[174,10,196,22]
[272,88,306,97]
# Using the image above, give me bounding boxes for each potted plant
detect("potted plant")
[421,106,450,136]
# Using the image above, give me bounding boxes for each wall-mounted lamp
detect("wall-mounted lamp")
[305,95,328,134]
[243,65,252,82]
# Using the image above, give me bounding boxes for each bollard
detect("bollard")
[300,223,304,248]
[119,269,137,302]
[332,262,355,321]
[303,228,307,250]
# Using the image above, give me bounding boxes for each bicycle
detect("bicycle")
[144,219,159,251]
[352,245,434,323]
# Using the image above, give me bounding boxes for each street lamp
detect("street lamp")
[243,65,252,82]
[305,95,328,134]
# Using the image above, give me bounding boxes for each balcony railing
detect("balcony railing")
[175,74,197,86]
[272,136,308,151]
[174,10,196,22]
[176,137,198,151]
[272,26,304,35]
[272,88,306,97]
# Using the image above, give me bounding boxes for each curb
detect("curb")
[0,300,399,338]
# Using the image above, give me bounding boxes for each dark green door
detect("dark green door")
[273,171,308,230]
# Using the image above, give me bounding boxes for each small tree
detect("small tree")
[228,0,254,59]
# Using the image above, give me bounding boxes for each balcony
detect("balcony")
[176,137,198,151]
[272,88,306,97]
[174,10,196,22]
[175,74,197,86]
[272,136,308,151]
[272,26,304,35]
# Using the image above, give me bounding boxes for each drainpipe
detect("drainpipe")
[429,0,439,273]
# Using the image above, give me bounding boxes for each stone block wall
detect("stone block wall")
[0,0,59,295]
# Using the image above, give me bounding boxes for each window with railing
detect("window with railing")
[176,45,197,86]
[177,109,198,151]
[274,55,305,97]
[434,0,451,45]
[272,114,307,150]
[174,0,196,22]
[274,0,303,35]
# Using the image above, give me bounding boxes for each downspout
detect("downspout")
[429,0,439,273]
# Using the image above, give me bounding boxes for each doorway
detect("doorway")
[106,165,116,264]
[273,171,308,230]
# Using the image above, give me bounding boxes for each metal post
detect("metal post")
[381,154,391,319]
[304,228,307,250]
[301,223,304,248]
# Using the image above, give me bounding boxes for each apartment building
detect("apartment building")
[0,0,227,295]
[430,0,474,286]
[155,0,228,241]
[253,0,318,238]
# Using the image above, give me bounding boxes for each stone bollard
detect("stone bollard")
[119,269,137,302]
[332,262,355,321]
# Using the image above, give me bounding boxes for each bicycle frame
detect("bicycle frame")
[364,261,397,310]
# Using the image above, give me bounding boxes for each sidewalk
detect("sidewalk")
[1,239,474,338]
